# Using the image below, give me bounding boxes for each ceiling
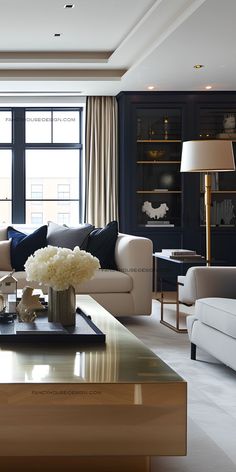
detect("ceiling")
[0,0,235,97]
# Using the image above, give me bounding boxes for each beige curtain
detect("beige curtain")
[85,96,118,227]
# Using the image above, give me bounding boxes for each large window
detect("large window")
[0,107,83,224]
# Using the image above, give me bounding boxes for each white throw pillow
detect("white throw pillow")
[0,227,8,241]
[0,239,12,271]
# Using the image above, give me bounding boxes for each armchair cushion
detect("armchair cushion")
[195,297,236,339]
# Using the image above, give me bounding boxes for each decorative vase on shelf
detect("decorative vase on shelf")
[163,117,169,139]
[48,285,76,327]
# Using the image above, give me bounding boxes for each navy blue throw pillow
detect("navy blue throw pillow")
[86,221,118,270]
[7,225,48,271]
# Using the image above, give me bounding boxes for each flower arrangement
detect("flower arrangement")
[24,246,100,291]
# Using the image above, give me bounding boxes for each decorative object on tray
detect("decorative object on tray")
[0,271,17,314]
[0,312,16,323]
[16,286,45,323]
[24,246,100,327]
[142,201,169,220]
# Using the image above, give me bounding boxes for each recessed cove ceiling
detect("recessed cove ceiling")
[0,0,235,95]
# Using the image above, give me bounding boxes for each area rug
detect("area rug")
[120,300,236,472]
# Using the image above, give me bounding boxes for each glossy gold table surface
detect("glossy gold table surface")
[0,296,187,465]
[0,295,182,384]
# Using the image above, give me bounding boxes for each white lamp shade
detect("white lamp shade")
[181,140,235,172]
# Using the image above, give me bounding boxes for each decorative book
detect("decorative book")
[161,249,196,256]
[15,322,67,335]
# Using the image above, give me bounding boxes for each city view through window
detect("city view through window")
[0,108,83,225]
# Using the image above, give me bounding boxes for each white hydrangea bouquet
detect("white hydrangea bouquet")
[24,245,100,291]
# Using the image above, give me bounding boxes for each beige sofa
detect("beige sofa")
[0,226,153,317]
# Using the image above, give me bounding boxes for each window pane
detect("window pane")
[0,150,12,199]
[25,111,52,143]
[0,201,11,224]
[57,183,70,204]
[26,149,79,199]
[31,212,43,224]
[31,184,43,199]
[25,149,80,224]
[0,111,12,143]
[57,213,70,225]
[53,111,80,143]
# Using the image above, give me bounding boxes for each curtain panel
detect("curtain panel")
[85,96,118,227]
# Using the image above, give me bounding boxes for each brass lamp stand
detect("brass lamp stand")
[181,140,235,264]
[205,173,211,266]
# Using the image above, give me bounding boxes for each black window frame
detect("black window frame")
[0,106,83,223]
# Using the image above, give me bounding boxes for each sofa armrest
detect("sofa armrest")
[178,266,236,304]
[114,233,153,315]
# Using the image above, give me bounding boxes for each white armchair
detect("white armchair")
[179,266,236,370]
[178,266,236,305]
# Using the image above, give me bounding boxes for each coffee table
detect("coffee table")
[0,295,187,472]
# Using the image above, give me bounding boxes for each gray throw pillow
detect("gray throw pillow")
[47,221,94,250]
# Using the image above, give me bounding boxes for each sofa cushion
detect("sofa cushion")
[0,240,12,271]
[7,225,48,271]
[86,221,118,269]
[47,221,94,250]
[75,269,132,293]
[0,268,132,294]
[195,297,236,339]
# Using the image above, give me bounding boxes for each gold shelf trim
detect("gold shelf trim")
[137,160,181,164]
[137,190,182,194]
[137,139,182,143]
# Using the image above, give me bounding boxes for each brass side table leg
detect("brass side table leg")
[176,283,180,331]
[175,282,187,333]
[160,289,164,322]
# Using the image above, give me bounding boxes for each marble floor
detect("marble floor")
[121,299,236,472]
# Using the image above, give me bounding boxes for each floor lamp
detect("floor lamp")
[181,140,235,266]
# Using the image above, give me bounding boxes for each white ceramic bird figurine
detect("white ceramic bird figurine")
[17,286,45,322]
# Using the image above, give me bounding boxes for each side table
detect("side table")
[153,252,206,333]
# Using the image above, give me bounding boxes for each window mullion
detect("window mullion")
[12,108,25,223]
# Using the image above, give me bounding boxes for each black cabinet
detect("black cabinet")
[117,92,236,265]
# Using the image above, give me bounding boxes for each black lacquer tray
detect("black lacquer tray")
[0,308,106,345]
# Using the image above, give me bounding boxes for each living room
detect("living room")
[0,1,236,471]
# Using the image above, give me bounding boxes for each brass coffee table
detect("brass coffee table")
[0,295,187,472]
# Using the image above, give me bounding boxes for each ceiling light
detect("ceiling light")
[54,33,61,37]
[64,4,74,8]
[194,64,204,69]
[148,85,155,90]
[205,85,212,90]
